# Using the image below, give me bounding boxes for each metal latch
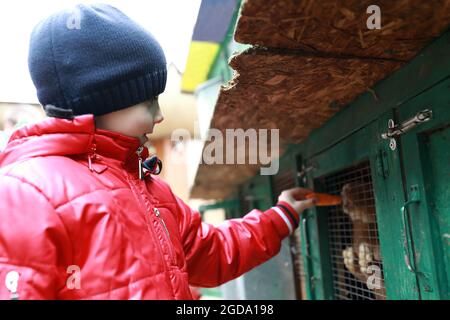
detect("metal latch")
[381,109,433,150]
[297,164,316,185]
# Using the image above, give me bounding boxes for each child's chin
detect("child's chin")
[139,135,149,144]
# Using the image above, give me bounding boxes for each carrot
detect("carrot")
[305,192,342,206]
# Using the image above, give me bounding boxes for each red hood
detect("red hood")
[0,114,148,169]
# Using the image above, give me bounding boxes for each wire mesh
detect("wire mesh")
[321,161,386,300]
[272,170,307,299]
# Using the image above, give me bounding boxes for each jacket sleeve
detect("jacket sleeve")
[173,193,300,288]
[0,175,71,300]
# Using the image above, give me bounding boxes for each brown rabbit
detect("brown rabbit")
[341,182,385,298]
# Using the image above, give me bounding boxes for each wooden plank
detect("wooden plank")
[235,0,450,60]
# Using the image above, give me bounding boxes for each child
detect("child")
[0,4,315,299]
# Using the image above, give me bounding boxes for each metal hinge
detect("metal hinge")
[381,109,433,150]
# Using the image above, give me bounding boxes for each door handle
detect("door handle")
[302,216,310,259]
[401,199,420,273]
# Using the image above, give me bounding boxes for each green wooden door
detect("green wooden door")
[394,77,450,299]
[373,110,422,299]
[301,112,425,300]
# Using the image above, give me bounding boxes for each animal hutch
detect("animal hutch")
[203,36,450,299]
[191,0,450,300]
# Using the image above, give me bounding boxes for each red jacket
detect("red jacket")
[0,114,298,300]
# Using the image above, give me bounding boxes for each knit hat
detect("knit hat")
[28,3,167,119]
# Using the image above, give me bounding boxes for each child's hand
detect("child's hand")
[278,187,316,215]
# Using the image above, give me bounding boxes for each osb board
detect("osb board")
[190,48,402,199]
[212,48,401,143]
[235,0,450,60]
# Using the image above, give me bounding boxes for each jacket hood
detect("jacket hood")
[0,114,148,170]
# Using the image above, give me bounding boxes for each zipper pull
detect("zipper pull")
[153,207,176,265]
[136,146,144,180]
[88,143,97,172]
[154,207,170,239]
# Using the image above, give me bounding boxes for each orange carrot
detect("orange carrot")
[306,192,342,206]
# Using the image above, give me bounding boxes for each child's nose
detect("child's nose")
[154,114,164,124]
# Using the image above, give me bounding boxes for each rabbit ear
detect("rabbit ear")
[142,155,162,175]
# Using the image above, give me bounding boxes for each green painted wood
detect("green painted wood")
[397,77,450,299]
[370,110,421,299]
[303,182,335,300]
[307,124,372,177]
[298,114,423,299]
[294,151,318,300]
[307,126,373,300]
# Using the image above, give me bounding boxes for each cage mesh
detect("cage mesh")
[272,170,307,299]
[321,161,386,300]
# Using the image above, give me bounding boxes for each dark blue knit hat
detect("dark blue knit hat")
[28,3,167,118]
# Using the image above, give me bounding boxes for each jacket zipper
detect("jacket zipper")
[137,147,175,264]
[125,174,176,298]
[87,143,97,171]
[137,146,144,180]
[154,207,176,265]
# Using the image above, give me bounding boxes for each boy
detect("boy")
[0,4,315,299]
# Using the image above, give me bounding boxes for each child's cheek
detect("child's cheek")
[135,113,154,134]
